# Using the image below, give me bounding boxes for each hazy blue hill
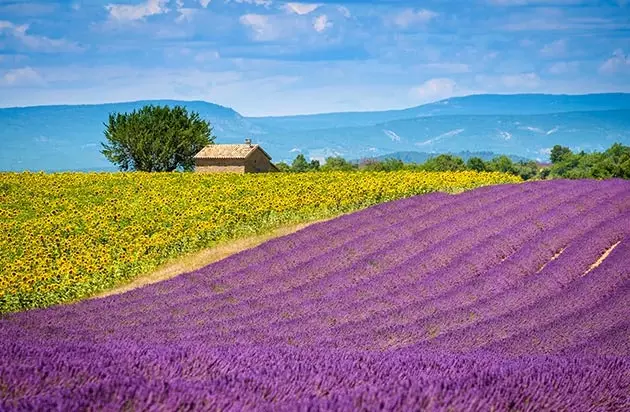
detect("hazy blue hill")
[265,109,630,163]
[2,94,630,171]
[247,93,630,131]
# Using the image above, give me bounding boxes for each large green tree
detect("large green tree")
[101,105,214,172]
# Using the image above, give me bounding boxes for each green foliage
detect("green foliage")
[466,157,487,172]
[548,143,630,179]
[487,155,518,175]
[515,160,540,181]
[286,155,324,172]
[276,143,630,181]
[422,154,467,172]
[321,156,357,172]
[359,158,404,172]
[291,154,311,172]
[275,162,292,172]
[101,105,214,172]
[550,145,573,164]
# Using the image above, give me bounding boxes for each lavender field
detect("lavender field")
[1,179,629,411]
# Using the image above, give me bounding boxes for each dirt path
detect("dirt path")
[92,218,330,299]
[582,241,621,277]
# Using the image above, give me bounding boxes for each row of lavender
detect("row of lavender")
[1,179,629,410]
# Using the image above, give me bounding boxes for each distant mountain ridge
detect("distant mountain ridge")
[248,93,630,131]
[1,93,630,172]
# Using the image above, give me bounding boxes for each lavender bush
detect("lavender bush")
[1,179,629,411]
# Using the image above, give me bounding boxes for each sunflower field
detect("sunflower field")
[0,170,521,313]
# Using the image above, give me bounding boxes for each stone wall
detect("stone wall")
[194,158,245,173]
[245,149,276,173]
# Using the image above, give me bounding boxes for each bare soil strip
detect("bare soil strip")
[92,219,330,299]
[582,241,621,277]
[535,248,566,274]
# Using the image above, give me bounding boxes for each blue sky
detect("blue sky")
[0,0,629,116]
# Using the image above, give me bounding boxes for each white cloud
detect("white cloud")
[520,39,535,47]
[1,67,44,86]
[0,20,82,52]
[105,0,169,21]
[483,51,499,61]
[410,78,457,101]
[474,73,541,90]
[240,14,278,41]
[231,0,272,6]
[540,39,566,57]
[313,14,331,32]
[548,61,578,75]
[501,73,541,88]
[488,0,584,4]
[413,63,470,74]
[392,9,437,28]
[194,50,221,62]
[337,6,350,18]
[599,49,630,74]
[284,2,320,15]
[176,8,196,22]
[199,0,212,6]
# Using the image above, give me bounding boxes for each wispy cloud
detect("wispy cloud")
[0,20,82,52]
[240,14,278,41]
[410,78,457,101]
[313,15,331,33]
[488,0,585,5]
[199,0,212,7]
[1,67,44,86]
[502,73,541,88]
[106,0,169,21]
[548,61,579,74]
[599,49,630,74]
[477,73,541,89]
[175,0,197,23]
[412,63,470,74]
[503,13,630,31]
[230,0,272,7]
[284,3,320,15]
[391,9,437,29]
[337,6,350,18]
[540,39,566,57]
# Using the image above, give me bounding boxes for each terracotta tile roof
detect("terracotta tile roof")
[194,144,271,160]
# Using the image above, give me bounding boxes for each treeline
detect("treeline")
[545,143,630,179]
[275,142,630,180]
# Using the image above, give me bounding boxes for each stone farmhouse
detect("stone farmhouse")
[194,139,279,173]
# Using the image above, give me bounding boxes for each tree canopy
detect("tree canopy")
[101,105,214,172]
